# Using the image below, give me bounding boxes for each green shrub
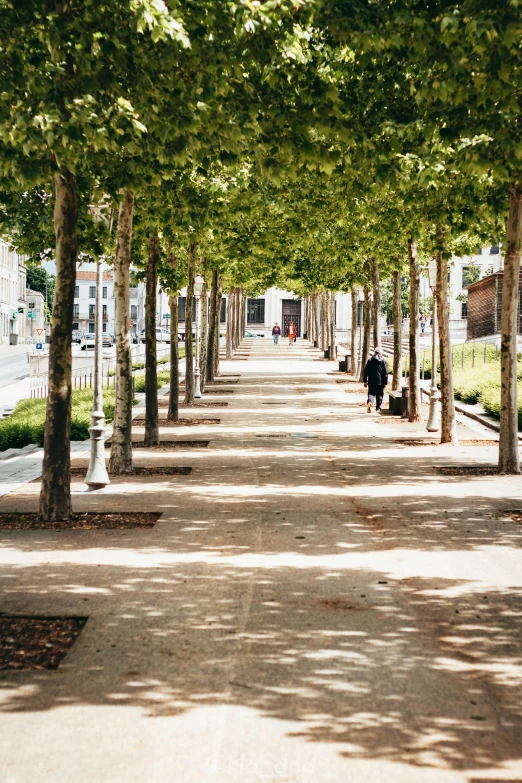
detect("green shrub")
[0,389,116,452]
[481,383,522,429]
[452,363,502,404]
[133,370,171,394]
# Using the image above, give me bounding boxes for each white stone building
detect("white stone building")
[72,268,115,336]
[0,240,27,345]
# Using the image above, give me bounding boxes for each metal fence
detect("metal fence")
[29,344,171,399]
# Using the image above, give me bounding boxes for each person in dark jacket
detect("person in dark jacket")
[363,348,389,413]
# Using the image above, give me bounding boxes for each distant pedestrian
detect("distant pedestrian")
[420,314,426,334]
[272,323,281,345]
[287,322,296,345]
[363,347,389,413]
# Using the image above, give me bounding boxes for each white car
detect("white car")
[139,328,170,344]
[80,334,95,350]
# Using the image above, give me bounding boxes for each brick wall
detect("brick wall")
[467,271,522,339]
[467,274,497,339]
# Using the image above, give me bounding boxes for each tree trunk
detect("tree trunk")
[184,243,195,404]
[359,285,371,382]
[350,288,358,377]
[314,292,320,346]
[109,189,134,475]
[235,288,241,347]
[207,269,218,382]
[392,269,402,391]
[168,295,179,421]
[499,180,522,473]
[38,169,77,521]
[408,239,422,422]
[226,290,233,359]
[371,259,381,348]
[436,245,458,444]
[214,279,222,376]
[320,291,328,351]
[200,275,209,392]
[144,233,159,446]
[329,291,335,357]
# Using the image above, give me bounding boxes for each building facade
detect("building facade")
[466,270,522,340]
[0,240,27,345]
[72,269,115,335]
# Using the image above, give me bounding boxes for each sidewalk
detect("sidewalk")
[1,339,522,783]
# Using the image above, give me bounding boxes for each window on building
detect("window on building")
[102,304,107,319]
[88,322,95,334]
[461,300,468,318]
[72,322,79,330]
[73,304,79,317]
[356,301,364,326]
[462,265,481,288]
[102,324,107,333]
[74,285,79,298]
[220,298,226,322]
[247,298,265,324]
[89,286,96,299]
[89,304,95,317]
[130,305,137,320]
[490,245,500,255]
[102,286,107,299]
[178,297,197,322]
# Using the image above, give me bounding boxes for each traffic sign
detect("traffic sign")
[35,343,43,352]
[36,328,44,336]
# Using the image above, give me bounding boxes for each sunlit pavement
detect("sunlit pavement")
[1,338,522,782]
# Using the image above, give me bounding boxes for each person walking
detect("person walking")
[420,314,426,334]
[287,321,296,345]
[272,323,281,345]
[363,347,389,413]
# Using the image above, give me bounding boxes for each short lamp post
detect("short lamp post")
[426,259,440,432]
[86,257,110,488]
[193,274,204,399]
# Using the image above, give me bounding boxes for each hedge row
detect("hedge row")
[0,388,116,452]
[451,363,522,429]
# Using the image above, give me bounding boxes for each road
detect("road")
[0,342,172,416]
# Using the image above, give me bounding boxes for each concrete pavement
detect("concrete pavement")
[1,338,522,782]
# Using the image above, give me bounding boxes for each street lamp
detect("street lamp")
[193,274,205,399]
[426,258,440,432]
[86,257,110,488]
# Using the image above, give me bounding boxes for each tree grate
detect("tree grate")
[131,417,220,425]
[0,615,88,670]
[0,512,162,530]
[70,466,192,477]
[435,465,499,476]
[130,440,209,449]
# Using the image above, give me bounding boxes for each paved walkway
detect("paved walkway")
[1,339,522,782]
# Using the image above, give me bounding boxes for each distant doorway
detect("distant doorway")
[282,299,302,337]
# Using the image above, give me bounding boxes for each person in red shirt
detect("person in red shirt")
[287,322,296,345]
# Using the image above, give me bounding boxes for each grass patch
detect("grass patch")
[0,388,116,452]
[133,370,171,394]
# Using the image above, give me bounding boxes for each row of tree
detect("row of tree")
[0,1,521,523]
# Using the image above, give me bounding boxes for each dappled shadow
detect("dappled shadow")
[1,345,522,777]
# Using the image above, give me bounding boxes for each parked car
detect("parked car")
[245,330,264,337]
[139,328,170,344]
[72,330,85,344]
[102,334,113,347]
[81,334,95,350]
